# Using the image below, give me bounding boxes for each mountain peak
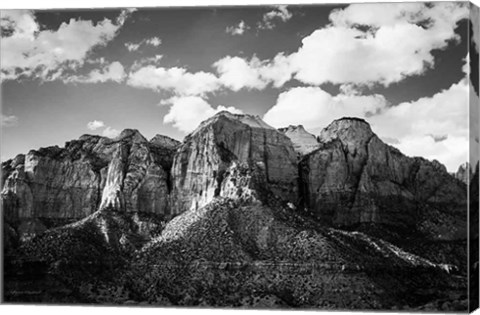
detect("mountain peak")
[278,125,308,133]
[149,134,181,150]
[319,117,374,145]
[116,129,147,142]
[278,125,319,156]
[191,111,275,137]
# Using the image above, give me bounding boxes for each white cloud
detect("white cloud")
[102,126,120,138]
[125,42,141,51]
[290,2,468,87]
[213,54,292,91]
[259,5,292,30]
[263,86,387,130]
[212,2,468,90]
[66,61,126,84]
[226,20,249,35]
[146,36,162,47]
[127,65,220,96]
[1,114,19,127]
[87,120,105,130]
[1,10,130,81]
[86,120,120,138]
[368,78,469,172]
[214,56,267,91]
[263,75,468,172]
[162,96,242,133]
[125,36,162,51]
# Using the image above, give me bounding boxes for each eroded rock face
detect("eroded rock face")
[1,130,178,235]
[278,125,320,156]
[455,162,472,184]
[300,118,467,239]
[171,111,298,214]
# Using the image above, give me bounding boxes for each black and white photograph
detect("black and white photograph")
[1,0,479,312]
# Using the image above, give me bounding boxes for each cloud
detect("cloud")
[213,54,292,91]
[125,42,141,51]
[212,2,468,91]
[1,10,130,81]
[127,65,220,96]
[102,126,120,138]
[263,75,468,172]
[124,36,162,51]
[86,120,120,138]
[87,120,105,130]
[259,5,292,30]
[1,114,19,127]
[161,96,242,133]
[289,2,468,87]
[146,36,162,47]
[226,20,249,35]
[66,61,126,84]
[263,86,388,130]
[368,77,469,171]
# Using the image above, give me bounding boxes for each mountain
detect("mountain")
[171,111,298,214]
[1,113,471,310]
[1,131,180,241]
[299,118,467,240]
[278,125,320,156]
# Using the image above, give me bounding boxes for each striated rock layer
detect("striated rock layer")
[1,130,180,239]
[299,118,467,240]
[171,111,298,214]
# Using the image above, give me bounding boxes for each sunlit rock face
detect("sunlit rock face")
[171,111,298,214]
[1,130,180,239]
[455,162,473,184]
[278,125,320,156]
[300,118,467,240]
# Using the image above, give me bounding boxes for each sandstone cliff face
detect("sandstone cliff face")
[171,111,298,214]
[1,130,179,237]
[300,118,467,239]
[278,125,320,156]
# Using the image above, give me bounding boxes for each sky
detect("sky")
[1,2,479,172]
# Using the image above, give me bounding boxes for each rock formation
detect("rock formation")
[171,111,298,214]
[1,130,180,239]
[455,162,473,184]
[2,114,471,310]
[278,125,320,156]
[299,117,467,240]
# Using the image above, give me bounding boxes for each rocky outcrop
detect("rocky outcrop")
[171,111,298,214]
[1,130,178,238]
[278,125,320,156]
[455,162,472,184]
[98,129,171,215]
[300,118,467,239]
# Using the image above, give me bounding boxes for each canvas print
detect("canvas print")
[1,1,479,312]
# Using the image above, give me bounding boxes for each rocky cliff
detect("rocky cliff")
[278,125,320,156]
[171,111,298,214]
[2,113,471,310]
[299,118,467,240]
[455,162,473,184]
[1,130,180,239]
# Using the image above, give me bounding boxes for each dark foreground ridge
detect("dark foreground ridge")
[1,112,473,310]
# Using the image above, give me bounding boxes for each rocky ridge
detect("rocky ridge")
[2,130,180,240]
[1,113,471,310]
[171,111,298,214]
[299,118,467,241]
